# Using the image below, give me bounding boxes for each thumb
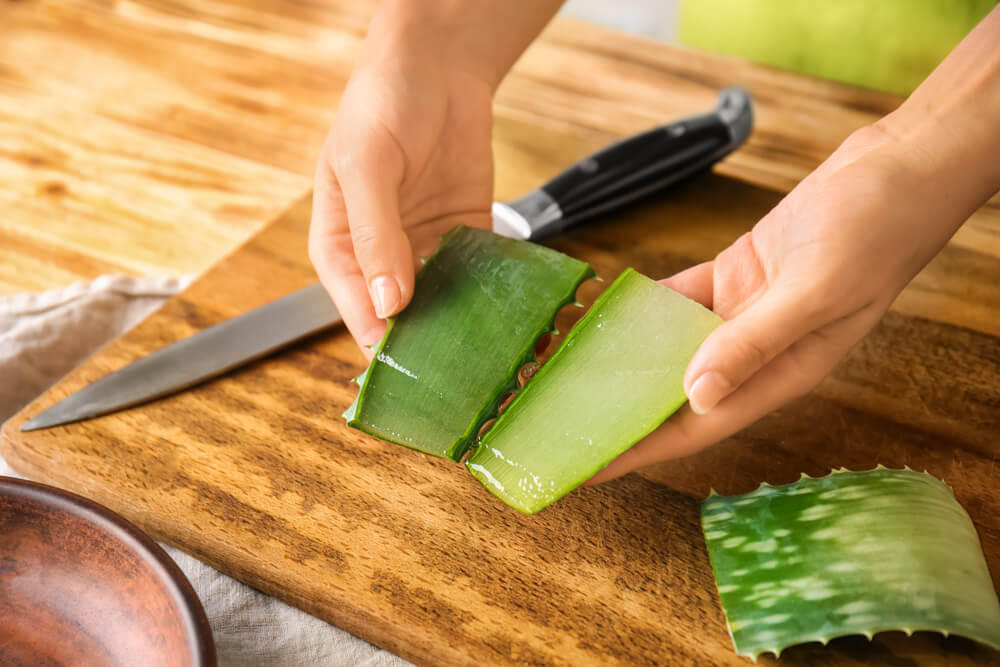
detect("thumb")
[334,132,414,319]
[684,286,820,415]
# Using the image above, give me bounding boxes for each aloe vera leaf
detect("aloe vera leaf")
[466,268,723,514]
[701,467,1000,659]
[344,225,593,461]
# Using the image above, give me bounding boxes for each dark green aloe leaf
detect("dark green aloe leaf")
[702,467,1000,659]
[466,268,723,513]
[344,225,593,461]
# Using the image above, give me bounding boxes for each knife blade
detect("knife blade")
[21,87,752,431]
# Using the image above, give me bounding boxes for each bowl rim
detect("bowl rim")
[0,475,217,666]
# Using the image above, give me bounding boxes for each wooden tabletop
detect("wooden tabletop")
[4,2,1000,666]
[8,0,996,297]
[5,0,999,332]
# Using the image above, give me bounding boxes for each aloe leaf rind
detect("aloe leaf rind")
[467,268,723,514]
[701,467,1000,659]
[345,225,593,461]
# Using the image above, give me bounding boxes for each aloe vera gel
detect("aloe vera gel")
[345,227,720,512]
[467,268,722,513]
[344,226,592,461]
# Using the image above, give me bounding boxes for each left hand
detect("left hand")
[587,117,989,484]
[589,4,1000,485]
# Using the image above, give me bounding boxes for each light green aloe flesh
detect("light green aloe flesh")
[467,268,723,514]
[701,467,1000,660]
[344,225,593,461]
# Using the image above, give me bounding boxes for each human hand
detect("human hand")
[589,119,994,484]
[590,4,1000,484]
[309,46,494,352]
[309,1,564,354]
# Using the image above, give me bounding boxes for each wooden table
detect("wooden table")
[4,2,1000,665]
[9,0,998,297]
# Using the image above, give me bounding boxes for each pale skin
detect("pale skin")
[310,1,1000,484]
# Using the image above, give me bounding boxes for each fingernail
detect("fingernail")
[369,274,401,319]
[687,371,732,415]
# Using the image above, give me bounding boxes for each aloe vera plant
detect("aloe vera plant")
[466,268,723,513]
[344,225,593,461]
[702,467,1000,659]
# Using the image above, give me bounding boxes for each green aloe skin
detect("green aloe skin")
[345,226,721,512]
[467,268,723,514]
[345,230,1000,661]
[702,467,1000,659]
[344,226,593,461]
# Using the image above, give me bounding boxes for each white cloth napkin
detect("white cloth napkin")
[0,276,410,667]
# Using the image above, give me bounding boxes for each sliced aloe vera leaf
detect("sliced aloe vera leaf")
[467,268,723,514]
[344,225,593,461]
[701,467,1000,659]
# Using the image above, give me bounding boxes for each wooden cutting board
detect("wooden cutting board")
[4,2,1000,664]
[5,170,1000,665]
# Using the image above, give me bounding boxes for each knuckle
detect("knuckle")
[733,334,772,374]
[349,225,382,261]
[329,124,397,178]
[712,234,750,283]
[783,342,828,401]
[307,235,335,269]
[331,147,364,177]
[308,229,354,272]
[717,231,754,262]
[843,123,892,153]
[350,221,378,247]
[712,233,771,316]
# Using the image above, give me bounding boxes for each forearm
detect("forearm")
[878,5,1000,225]
[363,0,565,88]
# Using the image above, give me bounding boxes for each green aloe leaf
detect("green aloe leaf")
[701,467,1000,659]
[344,225,593,461]
[467,268,723,514]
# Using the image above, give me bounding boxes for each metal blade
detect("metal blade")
[22,205,533,431]
[491,203,532,240]
[21,283,341,431]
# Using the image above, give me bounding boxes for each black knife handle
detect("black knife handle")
[509,87,753,239]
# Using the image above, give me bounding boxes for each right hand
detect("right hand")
[309,43,495,354]
[309,1,565,354]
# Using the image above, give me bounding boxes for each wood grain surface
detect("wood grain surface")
[4,1,1000,665]
[6,186,1000,665]
[5,0,998,297]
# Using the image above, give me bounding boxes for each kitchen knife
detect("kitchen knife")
[21,87,753,431]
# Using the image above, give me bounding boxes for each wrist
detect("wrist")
[876,102,998,226]
[363,0,564,89]
[876,7,1000,210]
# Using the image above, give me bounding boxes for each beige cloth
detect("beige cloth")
[0,275,410,667]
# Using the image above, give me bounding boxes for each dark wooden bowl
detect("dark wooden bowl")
[0,476,216,666]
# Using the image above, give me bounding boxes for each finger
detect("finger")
[584,405,703,486]
[334,131,414,320]
[659,260,714,308]
[683,285,822,415]
[309,160,387,349]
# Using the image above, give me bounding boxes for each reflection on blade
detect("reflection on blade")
[491,203,532,240]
